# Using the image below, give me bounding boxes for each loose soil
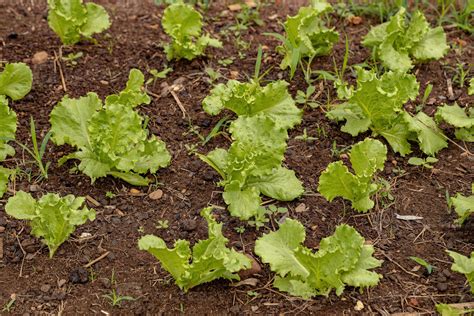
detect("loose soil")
[0,0,473,315]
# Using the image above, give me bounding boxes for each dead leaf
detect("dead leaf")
[395,214,423,221]
[0,237,3,259]
[244,0,256,7]
[230,70,239,80]
[354,300,364,311]
[129,189,145,196]
[347,15,363,25]
[149,189,163,200]
[86,195,101,207]
[295,203,307,213]
[231,278,259,287]
[228,4,241,11]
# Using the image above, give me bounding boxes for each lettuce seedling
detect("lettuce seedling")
[436,103,474,142]
[50,69,171,186]
[0,63,33,197]
[255,218,382,299]
[318,138,387,212]
[48,0,111,45]
[138,207,251,292]
[5,191,95,258]
[200,79,303,220]
[447,250,474,294]
[268,5,339,79]
[200,116,304,220]
[161,3,222,61]
[362,7,449,73]
[450,184,474,225]
[327,67,447,156]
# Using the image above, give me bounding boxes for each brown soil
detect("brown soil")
[0,1,473,315]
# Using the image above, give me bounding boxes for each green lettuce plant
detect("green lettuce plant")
[47,0,111,45]
[318,138,387,212]
[255,218,382,299]
[327,67,447,156]
[138,207,251,292]
[162,3,222,60]
[0,63,33,197]
[436,103,474,142]
[362,7,449,73]
[447,250,474,294]
[200,77,303,220]
[50,69,171,185]
[5,191,95,257]
[268,4,339,79]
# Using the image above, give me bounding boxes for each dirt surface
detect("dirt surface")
[0,0,473,314]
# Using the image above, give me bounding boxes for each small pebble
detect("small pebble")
[40,284,51,293]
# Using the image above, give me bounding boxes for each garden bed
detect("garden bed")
[0,0,473,314]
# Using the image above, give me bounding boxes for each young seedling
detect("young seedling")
[62,52,83,66]
[102,270,136,307]
[156,219,169,230]
[408,157,438,169]
[16,117,52,180]
[409,256,434,275]
[295,128,317,142]
[146,67,172,86]
[295,86,319,109]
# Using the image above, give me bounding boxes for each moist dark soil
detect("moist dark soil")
[0,0,473,315]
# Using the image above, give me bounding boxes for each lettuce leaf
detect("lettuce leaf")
[0,63,33,101]
[327,67,447,156]
[318,138,387,212]
[138,207,251,292]
[0,96,17,161]
[272,6,339,78]
[5,191,95,257]
[362,8,448,73]
[162,3,222,61]
[203,80,302,130]
[50,70,171,185]
[447,250,474,294]
[47,0,110,45]
[451,184,474,225]
[255,218,382,299]
[0,167,14,198]
[436,103,474,142]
